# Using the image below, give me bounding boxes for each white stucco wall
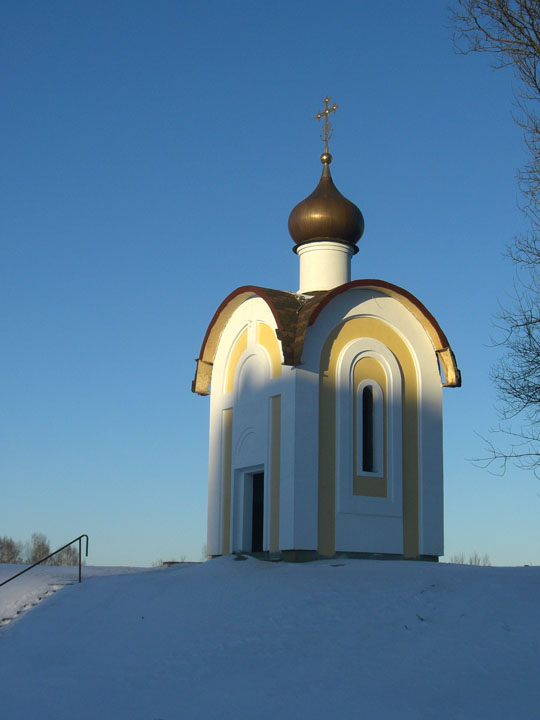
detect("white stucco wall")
[206,297,297,556]
[301,287,444,556]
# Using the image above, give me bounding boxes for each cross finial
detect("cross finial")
[315,95,338,155]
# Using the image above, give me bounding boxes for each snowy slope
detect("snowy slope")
[0,563,153,625]
[0,557,539,720]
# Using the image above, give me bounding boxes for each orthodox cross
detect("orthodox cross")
[315,95,338,154]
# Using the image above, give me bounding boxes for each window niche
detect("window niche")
[356,379,384,477]
[336,338,401,512]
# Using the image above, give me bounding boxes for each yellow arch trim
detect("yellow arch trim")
[224,328,248,394]
[353,356,387,497]
[257,322,282,378]
[192,286,301,395]
[307,280,461,387]
[318,317,419,558]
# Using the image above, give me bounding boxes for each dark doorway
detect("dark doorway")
[251,472,264,552]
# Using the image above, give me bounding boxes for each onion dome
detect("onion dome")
[288,152,364,254]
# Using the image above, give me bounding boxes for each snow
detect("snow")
[0,563,153,625]
[1,557,539,719]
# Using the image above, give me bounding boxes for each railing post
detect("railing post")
[78,537,82,583]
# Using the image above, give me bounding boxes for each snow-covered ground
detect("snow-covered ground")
[0,563,154,625]
[0,557,538,719]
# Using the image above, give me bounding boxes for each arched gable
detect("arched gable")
[304,280,461,388]
[192,286,302,395]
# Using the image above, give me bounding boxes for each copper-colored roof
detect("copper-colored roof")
[288,159,364,253]
[192,280,461,395]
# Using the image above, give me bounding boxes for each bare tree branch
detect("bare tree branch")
[451,1,540,472]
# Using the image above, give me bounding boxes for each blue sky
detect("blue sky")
[2,1,538,566]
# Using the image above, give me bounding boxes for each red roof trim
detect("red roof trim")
[307,279,450,349]
[197,285,300,363]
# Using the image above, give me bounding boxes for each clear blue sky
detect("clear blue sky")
[2,1,538,566]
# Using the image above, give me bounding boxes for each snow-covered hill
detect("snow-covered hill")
[1,557,538,719]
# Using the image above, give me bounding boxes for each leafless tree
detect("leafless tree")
[1,534,81,566]
[451,1,540,213]
[451,1,540,471]
[0,537,23,564]
[54,544,79,566]
[25,533,51,565]
[450,551,491,565]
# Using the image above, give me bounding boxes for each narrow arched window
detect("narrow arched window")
[357,380,383,476]
[362,385,374,472]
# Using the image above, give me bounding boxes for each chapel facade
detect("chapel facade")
[192,98,461,561]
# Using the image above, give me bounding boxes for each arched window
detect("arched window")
[356,380,383,476]
[362,385,374,472]
[335,338,402,517]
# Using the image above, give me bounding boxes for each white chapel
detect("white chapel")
[192,98,461,561]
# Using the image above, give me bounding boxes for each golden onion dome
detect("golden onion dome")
[288,152,364,254]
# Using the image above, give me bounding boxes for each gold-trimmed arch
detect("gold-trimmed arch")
[305,280,461,388]
[318,316,420,558]
[257,322,282,379]
[223,323,282,395]
[224,328,248,393]
[192,286,302,395]
[192,280,461,395]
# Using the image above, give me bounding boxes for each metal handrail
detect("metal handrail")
[0,534,89,588]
